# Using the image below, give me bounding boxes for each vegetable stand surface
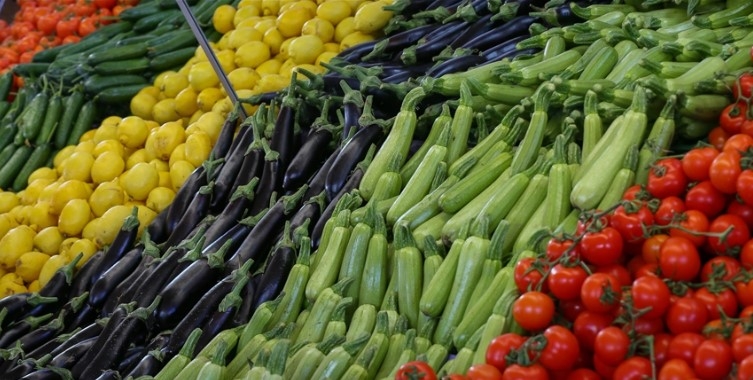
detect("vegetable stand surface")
[1,0,753,379]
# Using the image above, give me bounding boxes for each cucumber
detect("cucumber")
[95,84,149,104]
[31,44,68,63]
[12,144,53,191]
[83,74,148,95]
[0,123,17,150]
[0,145,32,190]
[147,29,197,56]
[66,101,97,146]
[133,9,182,33]
[87,43,149,66]
[149,47,196,71]
[94,57,151,75]
[12,63,50,78]
[118,2,162,21]
[116,34,157,46]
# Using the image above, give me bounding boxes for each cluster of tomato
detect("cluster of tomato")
[0,0,137,72]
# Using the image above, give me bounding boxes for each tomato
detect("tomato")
[558,299,586,322]
[693,339,733,380]
[538,326,580,371]
[683,147,720,183]
[612,356,653,380]
[719,102,748,135]
[642,234,669,264]
[631,275,671,320]
[610,204,654,244]
[592,354,617,379]
[653,333,673,368]
[665,297,709,335]
[742,240,753,269]
[579,227,624,266]
[709,149,742,194]
[658,359,696,380]
[738,356,753,380]
[726,198,753,231]
[736,278,753,307]
[580,273,621,314]
[732,72,753,99]
[466,363,503,380]
[724,133,753,153]
[700,256,742,282]
[513,258,549,293]
[547,264,587,301]
[694,287,739,320]
[564,368,600,380]
[93,0,117,8]
[572,310,613,352]
[669,210,710,247]
[684,181,728,219]
[595,264,632,289]
[668,332,705,366]
[737,170,753,208]
[512,291,554,332]
[545,237,578,262]
[56,16,80,38]
[647,158,688,199]
[732,334,753,363]
[632,315,666,335]
[486,334,526,372]
[659,236,701,282]
[708,127,730,151]
[36,13,60,35]
[502,364,549,380]
[395,361,437,380]
[592,326,629,366]
[706,214,751,255]
[78,17,99,36]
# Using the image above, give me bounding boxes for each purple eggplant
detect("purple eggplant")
[68,303,132,376]
[87,246,144,308]
[209,121,257,212]
[162,181,215,247]
[50,336,97,369]
[247,139,283,216]
[251,226,297,310]
[203,177,260,244]
[312,169,365,248]
[427,54,487,77]
[4,354,52,379]
[164,165,208,236]
[20,367,72,379]
[481,35,532,62]
[210,108,242,160]
[195,260,253,350]
[69,250,103,297]
[0,313,54,349]
[460,15,536,50]
[283,123,336,192]
[89,208,140,284]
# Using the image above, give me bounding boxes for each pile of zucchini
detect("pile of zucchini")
[0,0,751,378]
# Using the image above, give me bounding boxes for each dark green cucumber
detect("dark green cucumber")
[12,144,53,191]
[2,86,29,124]
[0,144,16,170]
[0,145,32,189]
[34,93,64,145]
[0,72,13,100]
[133,9,183,33]
[87,43,149,66]
[116,34,157,47]
[147,29,197,56]
[83,74,148,95]
[118,3,162,21]
[0,102,10,121]
[149,47,196,71]
[66,101,97,146]
[82,20,135,40]
[0,123,16,149]
[31,44,68,63]
[95,84,149,104]
[54,89,85,149]
[56,33,111,59]
[17,90,49,142]
[94,57,151,75]
[11,63,50,78]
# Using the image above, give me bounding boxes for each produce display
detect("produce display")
[0,0,752,378]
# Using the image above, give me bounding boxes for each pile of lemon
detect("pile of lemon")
[0,0,393,296]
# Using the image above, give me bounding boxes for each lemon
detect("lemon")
[183,131,213,167]
[27,167,57,184]
[302,17,335,43]
[15,251,50,283]
[126,148,150,169]
[211,96,234,116]
[289,0,317,14]
[92,123,118,145]
[340,31,375,50]
[189,61,220,92]
[263,28,285,55]
[146,187,176,213]
[115,116,148,150]
[173,87,199,118]
[194,111,225,143]
[51,180,92,216]
[317,1,351,25]
[59,151,93,182]
[261,0,280,16]
[58,199,91,237]
[159,72,190,99]
[235,41,271,69]
[253,17,278,34]
[277,7,313,38]
[169,143,187,168]
[122,162,160,201]
[278,58,296,78]
[65,238,97,267]
[28,202,57,230]
[153,70,176,91]
[9,205,29,226]
[334,16,356,42]
[346,0,368,11]
[255,74,289,93]
[139,85,161,99]
[0,192,18,214]
[233,4,261,27]
[92,139,126,159]
[239,0,262,8]
[0,225,36,269]
[152,98,181,125]
[33,226,64,255]
[131,89,158,119]
[74,140,95,154]
[90,151,126,184]
[288,35,324,64]
[0,213,18,239]
[228,67,261,91]
[37,181,60,204]
[0,279,27,296]
[216,49,237,74]
[315,51,337,66]
[94,205,133,246]
[293,63,324,75]
[170,160,196,191]
[158,171,172,189]
[256,59,282,75]
[213,4,237,34]
[53,146,76,169]
[27,280,40,292]
[197,87,225,113]
[228,27,264,50]
[324,42,340,52]
[89,181,126,217]
[135,206,157,236]
[38,255,68,287]
[101,115,122,127]
[79,129,96,143]
[145,121,186,162]
[150,159,169,173]
[354,0,391,33]
[22,179,53,205]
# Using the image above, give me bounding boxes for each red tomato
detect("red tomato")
[631,275,671,320]
[682,146,719,182]
[466,364,503,380]
[726,197,753,231]
[512,291,555,332]
[706,214,751,255]
[653,196,685,226]
[572,311,613,352]
[558,299,586,322]
[94,0,117,8]
[658,359,696,380]
[538,326,580,371]
[56,16,80,39]
[693,339,733,380]
[564,368,600,380]
[732,334,753,363]
[486,334,526,372]
[501,364,549,380]
[545,237,578,262]
[612,356,653,380]
[659,236,701,282]
[642,234,669,264]
[669,210,710,247]
[693,287,739,320]
[737,170,753,207]
[78,17,99,36]
[593,326,629,366]
[653,333,673,368]
[732,72,753,99]
[648,158,688,199]
[700,256,742,282]
[668,332,705,366]
[513,258,549,293]
[610,204,654,244]
[580,273,621,314]
[735,277,753,307]
[684,181,728,219]
[665,297,709,335]
[547,264,588,301]
[395,361,437,380]
[719,102,747,135]
[595,264,632,289]
[709,150,742,194]
[738,356,753,380]
[723,133,753,153]
[35,12,60,35]
[579,227,624,266]
[631,315,666,335]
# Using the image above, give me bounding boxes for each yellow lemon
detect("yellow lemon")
[159,72,190,99]
[193,111,225,143]
[28,201,57,230]
[228,67,261,91]
[89,181,126,217]
[189,61,220,92]
[122,162,160,201]
[125,148,150,169]
[276,7,314,38]
[15,251,50,283]
[60,151,95,182]
[0,225,36,269]
[116,116,149,149]
[261,0,280,16]
[145,121,186,162]
[152,98,181,125]
[256,58,282,75]
[233,4,261,27]
[235,41,271,69]
[91,151,126,184]
[315,51,337,66]
[354,0,392,33]
[175,87,199,118]
[65,238,98,267]
[253,17,278,34]
[0,213,18,239]
[130,91,157,120]
[228,27,264,50]
[301,17,335,43]
[51,180,92,216]
[317,1,351,25]
[38,255,68,287]
[183,131,213,167]
[0,192,19,214]
[254,74,289,93]
[216,49,237,73]
[146,187,176,213]
[33,226,64,255]
[94,205,133,246]
[27,167,57,184]
[213,4,237,34]
[27,280,40,293]
[263,27,285,55]
[197,87,225,113]
[339,31,374,50]
[92,139,126,159]
[58,199,92,237]
[170,160,196,191]
[334,16,356,42]
[53,146,76,169]
[288,35,324,64]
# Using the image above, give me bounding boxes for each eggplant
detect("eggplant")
[93,370,120,380]
[144,210,169,244]
[338,39,380,63]
[76,299,160,380]
[364,23,440,62]
[248,139,283,216]
[164,165,208,236]
[68,303,132,376]
[87,246,144,308]
[195,261,253,350]
[427,54,487,77]
[224,141,264,208]
[251,232,297,310]
[210,109,242,161]
[124,350,166,378]
[129,247,197,309]
[283,124,335,192]
[312,168,365,248]
[162,182,215,247]
[13,312,66,353]
[101,250,159,315]
[449,14,496,48]
[231,271,257,327]
[209,122,257,212]
[89,208,140,283]
[302,146,341,201]
[270,84,298,174]
[20,367,72,380]
[117,345,148,375]
[4,354,52,379]
[49,336,97,369]
[50,319,104,358]
[63,301,97,332]
[203,178,260,244]
[481,36,532,62]
[402,21,468,63]
[325,123,382,201]
[0,313,54,349]
[460,15,536,50]
[288,192,326,239]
